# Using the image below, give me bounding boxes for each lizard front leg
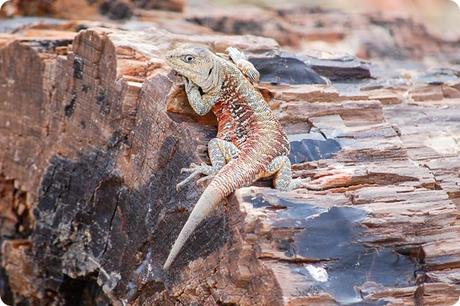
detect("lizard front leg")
[226,47,260,83]
[177,139,239,191]
[266,156,312,191]
[184,78,219,116]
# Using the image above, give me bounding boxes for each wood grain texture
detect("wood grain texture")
[0,7,460,305]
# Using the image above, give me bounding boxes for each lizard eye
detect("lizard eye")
[183,55,194,63]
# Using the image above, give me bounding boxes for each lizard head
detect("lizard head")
[166,45,217,91]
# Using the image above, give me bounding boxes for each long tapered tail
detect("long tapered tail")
[163,157,262,270]
[163,185,223,270]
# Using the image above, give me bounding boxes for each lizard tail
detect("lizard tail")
[163,158,261,270]
[163,184,223,270]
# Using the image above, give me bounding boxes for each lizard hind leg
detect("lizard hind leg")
[176,138,239,191]
[267,156,310,191]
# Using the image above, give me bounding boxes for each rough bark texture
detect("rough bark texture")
[1,3,460,305]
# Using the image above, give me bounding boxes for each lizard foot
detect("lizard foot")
[196,175,215,186]
[288,177,314,191]
[176,163,217,191]
[236,60,260,82]
[226,47,260,82]
[290,177,325,191]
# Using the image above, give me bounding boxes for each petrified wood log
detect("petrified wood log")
[1,22,460,306]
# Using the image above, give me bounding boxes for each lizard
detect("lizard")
[163,45,310,270]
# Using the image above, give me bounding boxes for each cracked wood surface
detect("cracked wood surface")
[0,7,460,306]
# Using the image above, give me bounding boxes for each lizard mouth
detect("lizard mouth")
[171,69,186,81]
[171,70,186,82]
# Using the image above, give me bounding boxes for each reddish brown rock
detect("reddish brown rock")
[1,5,460,306]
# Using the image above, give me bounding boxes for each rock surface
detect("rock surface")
[0,3,460,306]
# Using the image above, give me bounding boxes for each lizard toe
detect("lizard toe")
[288,177,312,191]
[180,163,199,173]
[176,171,201,191]
[196,175,215,185]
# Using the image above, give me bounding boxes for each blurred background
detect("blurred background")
[2,0,460,37]
[215,0,460,38]
[212,0,460,38]
[1,0,459,61]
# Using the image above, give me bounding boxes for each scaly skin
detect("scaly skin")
[163,46,308,270]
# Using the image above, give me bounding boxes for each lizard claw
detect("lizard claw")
[293,177,325,191]
[177,163,217,191]
[176,171,201,191]
[288,177,313,191]
[226,47,260,83]
[180,163,198,173]
[302,179,325,191]
[236,61,260,83]
[196,175,215,185]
